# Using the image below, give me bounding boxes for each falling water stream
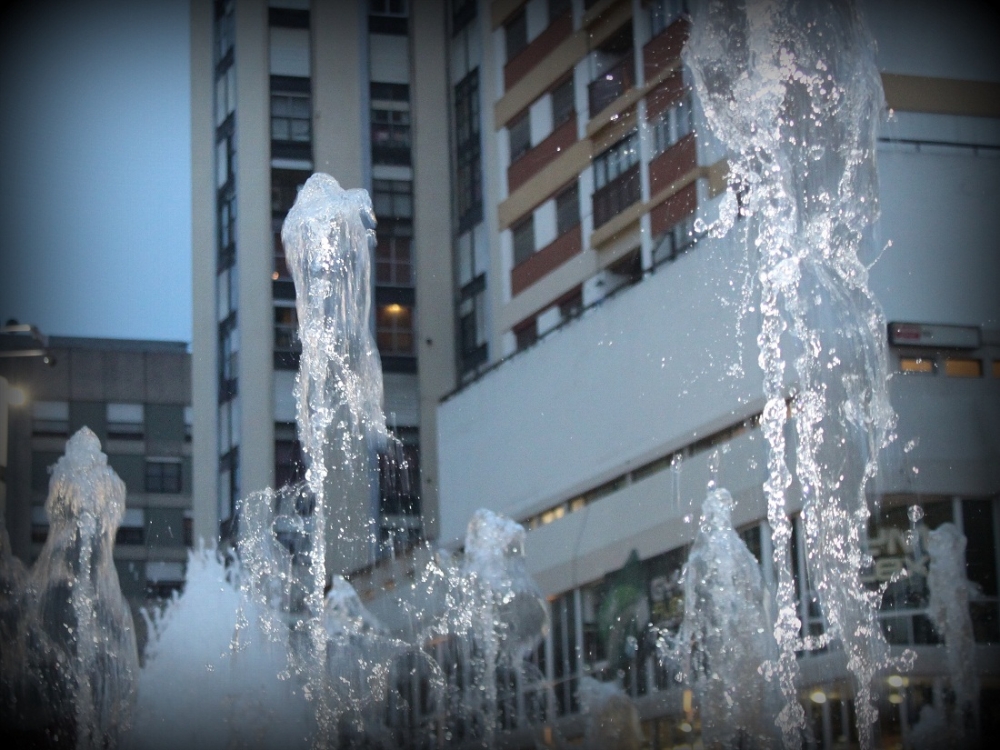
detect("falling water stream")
[685,0,913,746]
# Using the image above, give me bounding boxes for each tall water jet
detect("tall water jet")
[684,1,901,745]
[1,427,138,748]
[926,522,979,738]
[669,488,784,748]
[281,173,388,744]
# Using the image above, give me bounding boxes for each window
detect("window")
[272,169,310,278]
[373,179,413,220]
[899,357,935,374]
[371,108,411,164]
[652,213,695,265]
[651,94,693,156]
[218,188,236,267]
[215,0,235,64]
[117,508,145,545]
[593,131,639,190]
[275,437,305,489]
[512,216,535,266]
[375,223,414,286]
[215,65,236,128]
[944,358,982,378]
[555,181,580,235]
[271,92,311,142]
[32,401,69,438]
[451,0,477,34]
[454,70,482,231]
[379,428,420,517]
[370,0,407,14]
[551,76,575,128]
[216,127,236,189]
[107,403,144,440]
[592,132,641,227]
[376,304,414,355]
[514,318,537,351]
[508,112,531,162]
[458,274,488,374]
[505,9,528,61]
[371,82,409,102]
[145,459,182,494]
[549,0,572,22]
[219,318,239,399]
[648,0,688,38]
[274,304,300,369]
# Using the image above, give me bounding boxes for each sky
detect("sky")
[0,0,192,344]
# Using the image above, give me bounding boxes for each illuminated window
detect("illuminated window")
[376,304,414,354]
[899,357,934,374]
[994,360,1000,379]
[944,358,982,378]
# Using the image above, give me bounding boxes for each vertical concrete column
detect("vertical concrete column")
[190,0,220,545]
[412,0,455,542]
[311,0,367,190]
[235,0,276,502]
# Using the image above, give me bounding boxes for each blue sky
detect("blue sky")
[0,0,192,344]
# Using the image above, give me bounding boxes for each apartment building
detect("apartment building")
[435,0,1000,744]
[190,0,454,574]
[0,336,192,647]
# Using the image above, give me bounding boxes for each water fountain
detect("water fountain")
[1,0,960,747]
[685,0,913,746]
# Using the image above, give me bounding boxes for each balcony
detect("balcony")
[588,55,633,118]
[511,224,583,296]
[592,162,640,228]
[504,10,574,91]
[643,16,690,81]
[507,116,577,193]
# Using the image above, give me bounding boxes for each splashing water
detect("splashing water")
[684,1,901,745]
[1,428,139,749]
[663,488,784,748]
[926,523,979,735]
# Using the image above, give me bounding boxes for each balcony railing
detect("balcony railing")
[592,163,641,228]
[588,56,633,118]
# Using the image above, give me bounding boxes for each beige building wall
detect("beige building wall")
[190,0,219,545]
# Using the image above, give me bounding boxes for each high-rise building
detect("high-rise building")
[434,0,1000,743]
[189,0,455,574]
[0,336,193,649]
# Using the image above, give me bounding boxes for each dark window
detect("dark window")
[454,69,482,231]
[274,305,300,369]
[145,460,182,494]
[512,216,535,266]
[593,131,639,189]
[375,222,414,286]
[451,0,477,34]
[370,0,407,14]
[376,304,415,355]
[379,430,420,517]
[373,179,413,220]
[218,188,236,268]
[515,318,537,351]
[555,181,580,235]
[560,288,583,320]
[371,108,411,164]
[505,9,528,61]
[648,0,688,38]
[271,92,311,142]
[549,0,572,22]
[592,133,641,227]
[219,315,238,400]
[651,94,693,156]
[271,169,310,279]
[551,76,575,127]
[457,274,488,375]
[275,437,305,489]
[371,82,410,102]
[509,112,531,162]
[214,0,235,65]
